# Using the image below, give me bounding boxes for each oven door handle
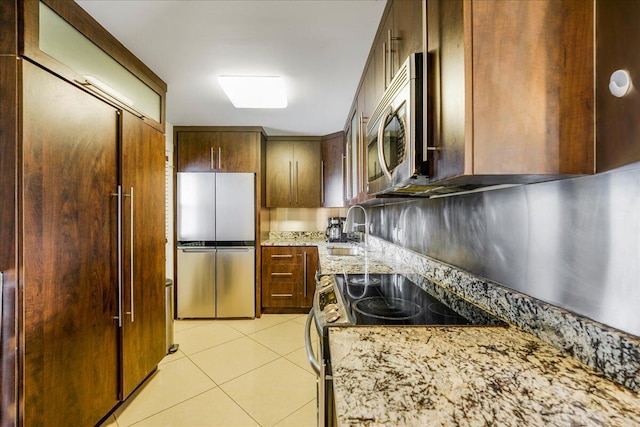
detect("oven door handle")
[377,105,394,181]
[305,310,321,376]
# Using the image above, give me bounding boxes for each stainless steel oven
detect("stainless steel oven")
[367,52,429,195]
[306,272,507,426]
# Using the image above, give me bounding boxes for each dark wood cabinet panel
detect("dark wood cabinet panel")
[22,60,120,426]
[266,137,321,207]
[293,140,322,207]
[120,112,166,399]
[393,0,423,75]
[596,0,640,172]
[427,0,594,184]
[321,132,345,207]
[266,139,294,207]
[261,246,318,310]
[176,130,260,172]
[0,54,18,427]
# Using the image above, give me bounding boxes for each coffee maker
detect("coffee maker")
[326,217,347,242]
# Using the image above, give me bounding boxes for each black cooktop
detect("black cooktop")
[334,273,507,327]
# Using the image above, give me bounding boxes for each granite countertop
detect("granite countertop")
[329,326,640,426]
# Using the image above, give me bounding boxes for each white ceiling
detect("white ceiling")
[75,0,387,136]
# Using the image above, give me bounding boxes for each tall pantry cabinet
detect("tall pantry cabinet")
[1,1,168,425]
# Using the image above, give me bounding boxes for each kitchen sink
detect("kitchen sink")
[326,246,364,256]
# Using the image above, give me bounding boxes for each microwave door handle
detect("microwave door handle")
[377,106,394,181]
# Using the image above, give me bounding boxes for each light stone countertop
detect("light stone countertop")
[329,326,640,427]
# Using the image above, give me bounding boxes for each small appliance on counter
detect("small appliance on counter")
[325,217,347,242]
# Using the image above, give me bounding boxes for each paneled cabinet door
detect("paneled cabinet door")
[120,111,166,399]
[22,61,119,426]
[176,131,259,172]
[294,140,322,207]
[596,0,640,172]
[321,132,345,207]
[266,139,321,207]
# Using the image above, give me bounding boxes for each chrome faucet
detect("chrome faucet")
[343,204,369,250]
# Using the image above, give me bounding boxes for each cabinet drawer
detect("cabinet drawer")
[262,247,299,265]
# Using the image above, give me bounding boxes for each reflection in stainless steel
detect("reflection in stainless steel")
[369,164,640,337]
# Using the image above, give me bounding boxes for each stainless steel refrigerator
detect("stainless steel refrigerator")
[176,172,255,318]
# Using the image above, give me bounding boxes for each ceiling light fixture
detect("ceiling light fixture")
[218,75,287,109]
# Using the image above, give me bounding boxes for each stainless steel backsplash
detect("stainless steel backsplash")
[368,164,640,337]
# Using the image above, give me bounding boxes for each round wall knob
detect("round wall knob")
[609,69,632,98]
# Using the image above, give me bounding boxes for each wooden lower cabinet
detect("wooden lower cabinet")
[261,246,318,311]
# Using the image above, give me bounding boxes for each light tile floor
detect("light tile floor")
[99,314,318,427]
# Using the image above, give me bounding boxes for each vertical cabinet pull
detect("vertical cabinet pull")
[218,147,222,170]
[288,161,293,204]
[321,160,325,205]
[112,185,123,327]
[382,42,387,89]
[295,161,299,204]
[210,146,215,170]
[303,251,308,298]
[129,186,134,322]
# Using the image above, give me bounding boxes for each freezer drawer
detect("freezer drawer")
[216,247,255,318]
[177,248,216,318]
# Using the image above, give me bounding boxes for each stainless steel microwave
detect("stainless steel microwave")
[366,52,429,195]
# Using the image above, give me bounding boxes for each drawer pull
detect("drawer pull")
[271,254,293,258]
[272,293,293,298]
[271,272,293,276]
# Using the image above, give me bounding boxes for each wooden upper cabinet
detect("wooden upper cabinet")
[321,131,345,208]
[427,0,594,185]
[596,0,640,172]
[393,0,423,76]
[266,137,321,207]
[175,128,263,173]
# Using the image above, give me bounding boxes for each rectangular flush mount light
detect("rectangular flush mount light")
[218,75,287,108]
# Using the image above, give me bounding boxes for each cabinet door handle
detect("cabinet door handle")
[321,160,325,205]
[295,161,299,204]
[271,254,293,259]
[288,161,293,204]
[210,147,215,170]
[111,185,123,327]
[218,147,222,170]
[303,252,308,298]
[271,272,293,276]
[271,293,293,298]
[359,113,368,193]
[382,41,387,89]
[128,187,135,322]
[387,29,398,82]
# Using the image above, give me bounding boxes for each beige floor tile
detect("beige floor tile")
[174,321,244,355]
[158,348,186,365]
[290,313,311,326]
[284,346,318,375]
[190,336,280,384]
[274,399,317,426]
[220,358,316,427]
[224,314,298,335]
[174,319,217,332]
[249,319,306,356]
[130,388,259,427]
[114,358,216,427]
